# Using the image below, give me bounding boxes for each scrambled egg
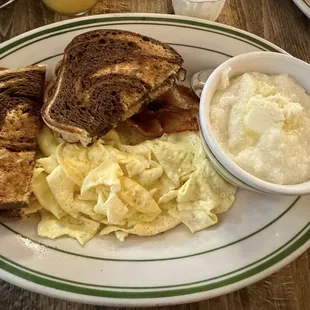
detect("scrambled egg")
[29,126,236,245]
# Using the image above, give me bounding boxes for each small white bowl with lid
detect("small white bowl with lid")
[199,51,310,195]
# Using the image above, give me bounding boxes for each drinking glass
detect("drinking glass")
[42,0,98,16]
[172,0,227,21]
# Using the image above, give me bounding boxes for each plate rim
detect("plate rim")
[0,13,286,56]
[0,197,300,262]
[0,13,309,306]
[292,0,310,19]
[1,224,309,307]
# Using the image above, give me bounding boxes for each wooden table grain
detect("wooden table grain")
[0,0,310,309]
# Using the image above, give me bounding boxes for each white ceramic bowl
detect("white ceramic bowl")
[199,52,310,195]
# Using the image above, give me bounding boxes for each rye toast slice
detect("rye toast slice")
[0,148,35,210]
[0,66,46,150]
[42,29,186,145]
[0,65,46,211]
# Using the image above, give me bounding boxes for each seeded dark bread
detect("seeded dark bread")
[42,29,186,145]
[0,65,46,212]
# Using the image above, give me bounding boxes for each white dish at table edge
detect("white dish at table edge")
[0,13,309,307]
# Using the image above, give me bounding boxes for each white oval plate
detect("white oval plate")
[293,0,310,19]
[0,13,309,307]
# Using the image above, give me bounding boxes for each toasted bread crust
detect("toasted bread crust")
[0,208,24,218]
[42,29,185,145]
[0,148,35,209]
[0,65,46,210]
[0,65,45,150]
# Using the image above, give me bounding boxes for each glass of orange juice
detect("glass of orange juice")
[42,0,98,16]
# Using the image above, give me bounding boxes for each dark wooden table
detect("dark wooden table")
[1,0,310,309]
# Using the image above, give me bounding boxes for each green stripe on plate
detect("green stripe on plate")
[1,222,309,295]
[0,16,282,60]
[30,44,232,66]
[31,53,64,66]
[0,197,300,262]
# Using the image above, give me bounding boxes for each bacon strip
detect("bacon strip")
[127,110,164,138]
[127,85,199,138]
[151,85,199,111]
[156,109,199,133]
